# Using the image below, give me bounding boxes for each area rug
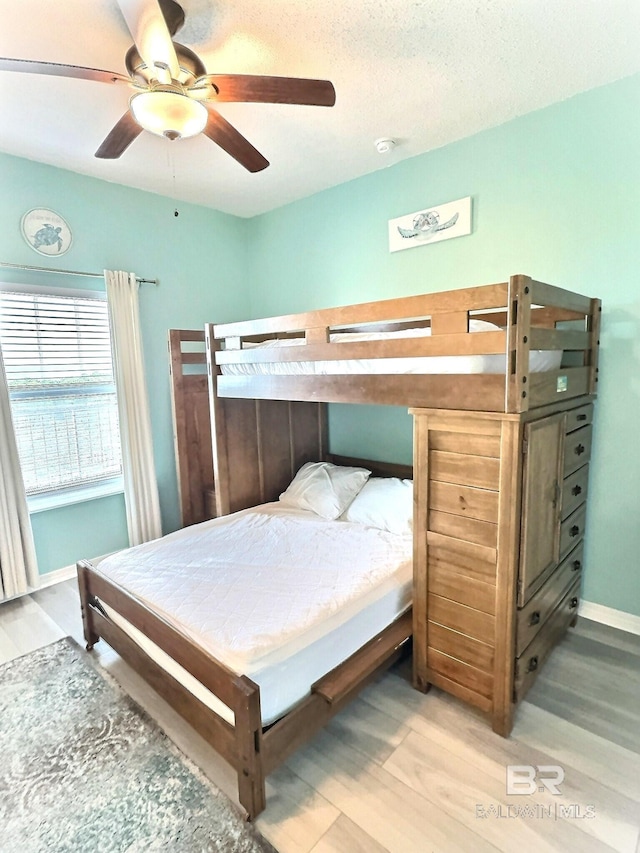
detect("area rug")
[0,638,277,853]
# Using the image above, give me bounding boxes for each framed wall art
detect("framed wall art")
[21,208,73,256]
[388,196,472,253]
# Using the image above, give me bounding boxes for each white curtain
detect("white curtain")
[0,345,38,598]
[104,270,162,546]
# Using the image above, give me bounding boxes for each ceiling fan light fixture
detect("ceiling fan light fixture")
[130,86,207,140]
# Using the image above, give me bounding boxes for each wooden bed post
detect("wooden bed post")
[77,561,99,651]
[168,329,214,527]
[411,409,430,694]
[234,678,266,819]
[587,298,602,395]
[507,274,533,414]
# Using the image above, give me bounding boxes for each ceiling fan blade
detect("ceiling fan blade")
[0,57,128,85]
[117,0,181,81]
[194,75,336,107]
[158,0,185,37]
[95,112,143,159]
[203,108,269,173]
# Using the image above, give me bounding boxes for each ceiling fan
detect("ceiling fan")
[0,0,336,172]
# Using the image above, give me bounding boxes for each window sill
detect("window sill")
[27,478,125,513]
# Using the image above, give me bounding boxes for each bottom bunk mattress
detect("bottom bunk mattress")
[94,503,413,726]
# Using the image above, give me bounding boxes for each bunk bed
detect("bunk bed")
[78,273,600,819]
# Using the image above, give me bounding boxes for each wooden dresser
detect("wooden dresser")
[411,395,594,736]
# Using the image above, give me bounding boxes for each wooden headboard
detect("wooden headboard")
[209,396,328,516]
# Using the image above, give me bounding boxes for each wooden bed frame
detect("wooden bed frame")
[78,454,413,819]
[81,273,600,817]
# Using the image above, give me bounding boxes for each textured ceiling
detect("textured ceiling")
[1,0,639,217]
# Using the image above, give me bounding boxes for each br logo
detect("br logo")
[506,765,565,795]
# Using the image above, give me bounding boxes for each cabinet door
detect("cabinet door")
[518,413,565,606]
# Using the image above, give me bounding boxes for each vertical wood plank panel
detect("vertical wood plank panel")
[258,400,300,503]
[491,418,522,736]
[169,329,214,526]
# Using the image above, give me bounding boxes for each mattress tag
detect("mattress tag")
[557,375,568,393]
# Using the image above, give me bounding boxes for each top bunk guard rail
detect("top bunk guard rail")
[206,275,600,414]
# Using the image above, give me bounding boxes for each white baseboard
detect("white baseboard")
[579,600,640,637]
[35,553,117,590]
[37,564,77,589]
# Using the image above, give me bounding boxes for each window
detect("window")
[0,286,122,499]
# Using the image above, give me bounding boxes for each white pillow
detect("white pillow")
[469,318,501,332]
[279,461,371,520]
[340,477,413,535]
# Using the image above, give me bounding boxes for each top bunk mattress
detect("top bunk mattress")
[219,320,562,376]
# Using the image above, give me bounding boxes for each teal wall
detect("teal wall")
[1,72,639,617]
[245,73,640,617]
[0,155,249,572]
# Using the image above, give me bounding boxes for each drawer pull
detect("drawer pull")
[529,611,541,626]
[570,596,579,609]
[570,525,580,538]
[572,559,582,571]
[576,413,588,422]
[574,443,585,456]
[527,656,539,673]
[571,484,582,497]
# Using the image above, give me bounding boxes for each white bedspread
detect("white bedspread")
[96,503,412,675]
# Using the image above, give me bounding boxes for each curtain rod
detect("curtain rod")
[0,261,158,286]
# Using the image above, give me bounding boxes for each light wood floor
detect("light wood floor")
[1,579,639,853]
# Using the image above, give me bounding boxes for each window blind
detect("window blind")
[0,289,122,495]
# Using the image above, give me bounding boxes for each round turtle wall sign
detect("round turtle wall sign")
[21,208,72,256]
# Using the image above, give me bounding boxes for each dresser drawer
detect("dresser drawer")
[516,542,583,656]
[565,403,593,434]
[561,464,589,520]
[559,503,587,559]
[515,577,581,702]
[564,424,592,476]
